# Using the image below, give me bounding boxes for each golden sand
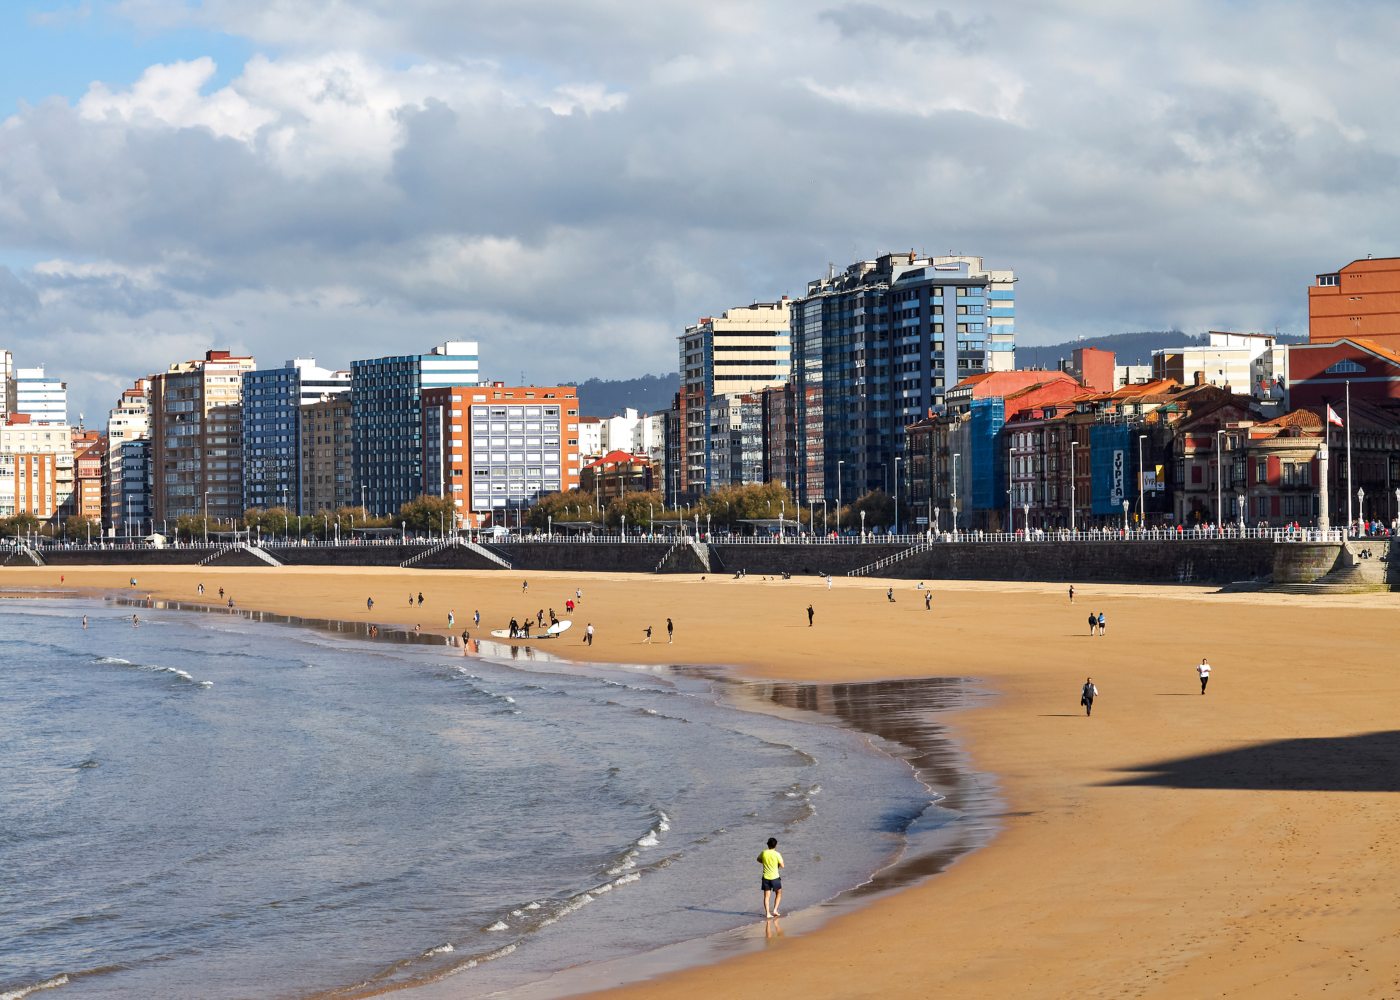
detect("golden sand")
[10,564,1400,998]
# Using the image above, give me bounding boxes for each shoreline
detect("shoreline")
[5,565,1399,999]
[5,585,1001,1000]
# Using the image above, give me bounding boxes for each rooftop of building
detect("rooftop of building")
[583,449,653,469]
[948,369,1079,401]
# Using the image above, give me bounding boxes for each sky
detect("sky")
[2,1,1399,423]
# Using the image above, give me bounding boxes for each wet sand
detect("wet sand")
[8,564,1400,998]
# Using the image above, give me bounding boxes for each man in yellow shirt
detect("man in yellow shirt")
[757,837,784,918]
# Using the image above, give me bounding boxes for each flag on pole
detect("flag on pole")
[1326,404,1343,427]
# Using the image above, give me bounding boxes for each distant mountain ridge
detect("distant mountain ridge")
[1017,330,1305,370]
[576,331,1306,416]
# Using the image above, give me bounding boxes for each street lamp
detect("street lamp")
[836,459,845,534]
[203,490,210,544]
[1357,486,1366,534]
[1122,498,1129,533]
[893,456,901,536]
[1069,441,1077,533]
[548,514,553,539]
[951,452,960,536]
[706,513,711,538]
[1237,493,1245,531]
[1024,502,1030,536]
[1008,488,1014,535]
[860,509,866,538]
[1216,428,1226,532]
[621,514,626,539]
[1138,433,1147,530]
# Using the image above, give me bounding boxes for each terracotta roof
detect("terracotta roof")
[1261,409,1322,429]
[1347,338,1400,367]
[584,449,651,469]
[950,369,1079,399]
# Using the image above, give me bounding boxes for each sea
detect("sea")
[0,598,988,1000]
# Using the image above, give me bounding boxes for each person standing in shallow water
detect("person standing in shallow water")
[758,837,784,917]
[1081,677,1098,716]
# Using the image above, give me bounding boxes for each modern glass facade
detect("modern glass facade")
[241,359,349,513]
[351,342,479,516]
[792,253,1015,502]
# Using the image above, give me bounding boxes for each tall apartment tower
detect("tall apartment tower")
[791,251,1015,503]
[350,341,479,516]
[675,300,790,498]
[422,383,579,528]
[150,349,257,523]
[242,358,351,513]
[300,394,353,514]
[16,366,68,425]
[105,379,151,530]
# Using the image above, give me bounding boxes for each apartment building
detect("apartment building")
[299,394,353,514]
[149,349,257,522]
[1309,257,1400,353]
[0,416,75,518]
[793,252,1016,504]
[422,383,579,528]
[676,300,790,498]
[105,379,151,531]
[351,341,479,516]
[16,366,68,425]
[242,358,350,512]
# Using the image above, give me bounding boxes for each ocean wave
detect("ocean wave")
[91,656,211,687]
[420,943,454,957]
[537,892,593,927]
[0,974,69,1000]
[485,920,509,932]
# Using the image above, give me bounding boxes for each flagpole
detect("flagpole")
[1345,380,1353,536]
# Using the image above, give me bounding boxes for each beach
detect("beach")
[7,564,1399,998]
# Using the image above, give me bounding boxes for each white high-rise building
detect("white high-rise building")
[16,366,68,425]
[106,379,152,529]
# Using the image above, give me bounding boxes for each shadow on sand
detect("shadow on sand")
[1108,731,1400,792]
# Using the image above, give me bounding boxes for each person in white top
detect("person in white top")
[1197,658,1211,695]
[1080,677,1098,716]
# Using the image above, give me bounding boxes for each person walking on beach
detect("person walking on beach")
[806,604,814,627]
[575,587,582,603]
[1068,584,1075,603]
[448,610,455,628]
[367,597,374,611]
[474,610,480,628]
[197,583,204,596]
[886,587,896,603]
[924,591,932,611]
[1088,612,1097,636]
[666,618,674,643]
[826,575,832,590]
[1097,612,1106,636]
[643,625,653,643]
[758,837,784,918]
[584,623,594,645]
[417,592,424,607]
[1081,677,1098,716]
[1197,657,1211,694]
[522,580,529,594]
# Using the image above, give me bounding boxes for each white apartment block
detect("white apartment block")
[106,379,152,528]
[16,366,68,425]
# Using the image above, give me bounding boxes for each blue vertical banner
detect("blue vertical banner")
[1090,424,1131,515]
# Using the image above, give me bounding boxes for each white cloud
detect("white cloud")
[4,0,1400,424]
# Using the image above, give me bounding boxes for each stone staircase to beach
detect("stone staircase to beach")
[3,545,45,567]
[848,542,929,577]
[1269,538,1395,593]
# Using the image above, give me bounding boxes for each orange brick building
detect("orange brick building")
[422,383,580,528]
[1309,258,1400,352]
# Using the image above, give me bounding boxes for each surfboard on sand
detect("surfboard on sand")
[489,620,572,641]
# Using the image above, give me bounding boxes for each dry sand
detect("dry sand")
[8,564,1400,998]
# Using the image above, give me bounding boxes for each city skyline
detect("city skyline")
[2,3,1399,424]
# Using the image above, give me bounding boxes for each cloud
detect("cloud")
[4,0,1400,425]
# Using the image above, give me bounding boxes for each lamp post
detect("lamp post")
[860,509,866,538]
[951,452,960,536]
[694,513,699,538]
[893,456,901,536]
[1122,498,1129,533]
[649,502,654,535]
[361,486,367,518]
[934,505,940,537]
[1024,502,1030,536]
[1069,441,1077,533]
[1357,486,1365,534]
[1237,493,1245,531]
[621,514,626,540]
[808,497,815,535]
[836,459,845,534]
[1138,433,1147,530]
[203,490,210,544]
[706,513,711,539]
[820,499,828,536]
[1008,488,1014,535]
[1216,428,1225,532]
[548,514,553,539]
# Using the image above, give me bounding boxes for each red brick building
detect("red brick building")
[1309,258,1400,353]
